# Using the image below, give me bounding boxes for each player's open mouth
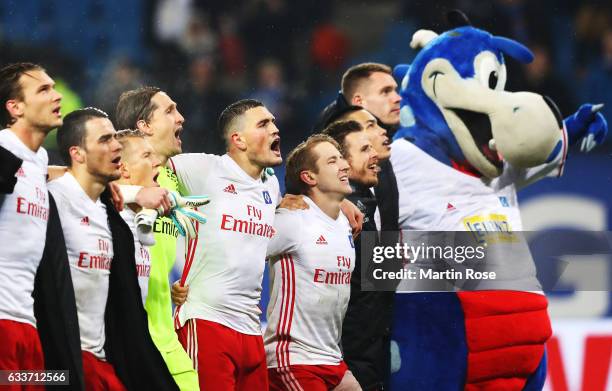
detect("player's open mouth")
[382,138,391,149]
[270,138,281,157]
[111,156,121,166]
[174,127,182,143]
[52,107,61,116]
[448,108,503,168]
[153,172,159,182]
[339,173,349,183]
[368,162,380,173]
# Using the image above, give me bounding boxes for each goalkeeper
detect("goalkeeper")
[114,87,202,391]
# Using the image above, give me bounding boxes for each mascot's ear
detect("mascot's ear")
[393,64,410,81]
[411,30,439,49]
[491,36,535,63]
[447,9,471,28]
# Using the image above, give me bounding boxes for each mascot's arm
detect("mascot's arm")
[564,103,608,152]
[506,104,608,190]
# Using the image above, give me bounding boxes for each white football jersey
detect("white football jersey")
[390,135,567,291]
[169,153,281,335]
[49,173,113,360]
[264,197,355,367]
[0,129,49,327]
[120,208,151,305]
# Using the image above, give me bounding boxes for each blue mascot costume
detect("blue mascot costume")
[388,11,607,390]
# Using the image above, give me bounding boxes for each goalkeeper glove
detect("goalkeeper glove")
[167,192,210,239]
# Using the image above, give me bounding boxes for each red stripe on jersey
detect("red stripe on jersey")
[283,255,300,389]
[275,255,288,367]
[275,255,301,390]
[174,219,200,329]
[280,256,294,369]
[284,255,297,362]
[181,219,199,286]
[275,256,289,384]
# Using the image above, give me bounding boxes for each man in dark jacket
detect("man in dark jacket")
[48,107,177,390]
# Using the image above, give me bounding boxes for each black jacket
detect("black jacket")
[1,145,178,391]
[341,161,400,391]
[97,189,179,391]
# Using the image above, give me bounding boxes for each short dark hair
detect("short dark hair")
[322,120,364,155]
[57,107,109,166]
[115,86,161,129]
[341,62,392,100]
[0,62,45,127]
[285,134,341,195]
[314,102,363,133]
[218,99,264,148]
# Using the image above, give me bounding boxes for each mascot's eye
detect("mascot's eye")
[429,71,444,96]
[488,71,499,89]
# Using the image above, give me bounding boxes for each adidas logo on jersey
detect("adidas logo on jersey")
[16,167,25,177]
[80,216,90,226]
[223,184,237,194]
[316,235,328,245]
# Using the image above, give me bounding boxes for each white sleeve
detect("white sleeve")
[118,185,142,205]
[266,209,301,258]
[499,126,568,190]
[167,153,215,195]
[271,176,282,207]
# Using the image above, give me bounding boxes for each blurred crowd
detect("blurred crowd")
[1,0,611,160]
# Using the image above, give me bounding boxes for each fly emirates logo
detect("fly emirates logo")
[313,256,352,285]
[220,204,275,239]
[78,238,112,270]
[16,186,49,221]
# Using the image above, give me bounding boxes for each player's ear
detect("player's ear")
[119,162,130,179]
[5,99,24,121]
[300,170,316,187]
[136,119,153,136]
[69,145,85,164]
[230,131,247,151]
[351,94,363,106]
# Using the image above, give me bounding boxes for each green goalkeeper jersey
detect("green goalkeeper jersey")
[145,167,183,351]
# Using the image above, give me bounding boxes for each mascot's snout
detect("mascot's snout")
[398,26,566,178]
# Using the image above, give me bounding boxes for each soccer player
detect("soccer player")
[49,108,176,390]
[323,120,399,390]
[340,63,401,134]
[114,87,199,391]
[169,99,282,390]
[264,134,361,390]
[315,68,401,390]
[0,62,63,374]
[115,129,161,304]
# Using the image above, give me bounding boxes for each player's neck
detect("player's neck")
[68,166,107,202]
[8,121,49,152]
[228,150,264,180]
[156,153,169,167]
[308,189,342,220]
